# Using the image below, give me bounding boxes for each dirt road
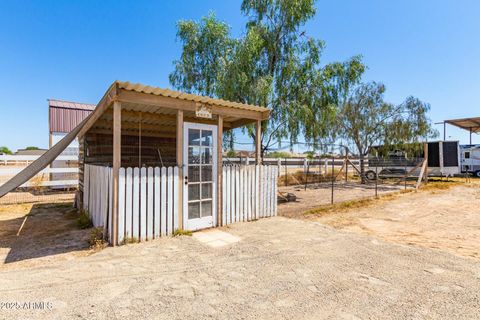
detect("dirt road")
[1,217,480,319]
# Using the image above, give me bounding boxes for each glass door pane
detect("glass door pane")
[185,125,215,223]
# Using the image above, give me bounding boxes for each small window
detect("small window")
[465,152,470,159]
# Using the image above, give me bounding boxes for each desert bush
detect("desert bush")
[76,210,93,229]
[89,227,106,248]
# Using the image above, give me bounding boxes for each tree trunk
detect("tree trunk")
[359,153,366,184]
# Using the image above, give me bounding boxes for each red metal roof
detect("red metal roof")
[48,99,96,133]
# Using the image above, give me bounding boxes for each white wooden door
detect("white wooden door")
[183,122,217,231]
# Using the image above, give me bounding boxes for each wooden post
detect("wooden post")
[112,101,121,246]
[423,143,428,184]
[217,115,223,226]
[255,120,262,164]
[176,110,184,230]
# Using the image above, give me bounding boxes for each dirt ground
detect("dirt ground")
[297,184,480,260]
[0,183,479,319]
[1,217,480,319]
[0,202,91,267]
[279,181,407,217]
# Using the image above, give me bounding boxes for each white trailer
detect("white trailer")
[460,145,480,177]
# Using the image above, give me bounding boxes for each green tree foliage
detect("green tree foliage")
[0,146,12,154]
[169,1,365,154]
[337,82,437,181]
[25,146,40,150]
[266,151,292,158]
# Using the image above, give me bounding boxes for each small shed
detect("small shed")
[78,81,277,245]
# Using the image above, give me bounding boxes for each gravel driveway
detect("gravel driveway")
[1,217,479,319]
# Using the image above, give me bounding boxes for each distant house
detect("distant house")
[14,148,47,156]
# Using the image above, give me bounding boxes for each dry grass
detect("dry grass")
[305,179,464,216]
[173,229,193,237]
[278,170,354,186]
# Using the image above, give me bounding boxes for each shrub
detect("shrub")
[173,229,193,237]
[76,210,93,229]
[89,227,106,248]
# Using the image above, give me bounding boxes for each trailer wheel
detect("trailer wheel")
[365,170,377,180]
[475,170,480,178]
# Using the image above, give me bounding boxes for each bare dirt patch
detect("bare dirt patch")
[294,184,480,259]
[0,202,92,269]
[1,217,479,319]
[279,181,407,218]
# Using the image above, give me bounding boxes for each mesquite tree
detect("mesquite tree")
[337,82,436,182]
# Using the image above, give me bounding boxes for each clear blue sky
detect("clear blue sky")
[0,0,479,152]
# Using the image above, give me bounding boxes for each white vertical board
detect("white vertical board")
[108,167,113,244]
[167,167,173,235]
[226,166,231,225]
[103,168,113,230]
[222,166,227,226]
[88,165,94,218]
[239,166,244,222]
[265,166,272,217]
[118,168,126,244]
[234,166,239,222]
[173,166,179,232]
[101,167,109,227]
[132,167,140,240]
[273,166,278,216]
[147,167,154,240]
[154,167,161,238]
[125,167,133,239]
[140,167,147,241]
[247,166,252,221]
[83,164,89,211]
[161,167,167,236]
[255,165,260,220]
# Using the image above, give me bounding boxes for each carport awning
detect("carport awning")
[445,117,480,134]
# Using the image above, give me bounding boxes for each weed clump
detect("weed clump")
[173,229,193,237]
[89,227,106,248]
[76,209,93,229]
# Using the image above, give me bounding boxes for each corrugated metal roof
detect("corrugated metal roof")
[48,99,96,111]
[117,81,269,113]
[49,99,96,133]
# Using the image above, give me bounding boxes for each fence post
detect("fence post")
[404,163,407,190]
[331,154,334,204]
[284,158,288,186]
[277,158,281,177]
[304,161,309,191]
[345,147,349,183]
[375,157,378,198]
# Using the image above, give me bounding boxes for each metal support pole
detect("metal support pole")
[345,147,349,183]
[331,154,334,205]
[375,157,378,198]
[304,161,309,191]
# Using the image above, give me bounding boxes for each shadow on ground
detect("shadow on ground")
[0,202,90,264]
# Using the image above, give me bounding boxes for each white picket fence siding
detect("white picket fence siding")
[84,164,276,245]
[83,165,112,236]
[222,165,277,226]
[117,166,179,244]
